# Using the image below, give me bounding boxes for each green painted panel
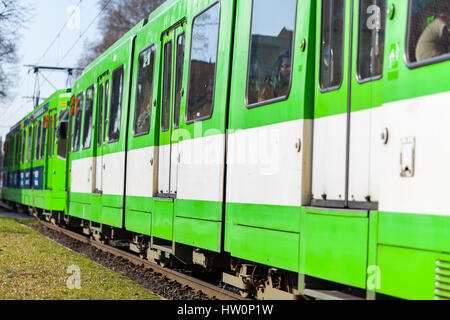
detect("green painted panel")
[226,202,301,233]
[376,245,450,300]
[90,194,103,223]
[152,198,174,241]
[224,203,301,271]
[125,210,152,236]
[378,212,450,253]
[125,196,154,213]
[227,223,300,272]
[301,208,369,289]
[174,216,221,253]
[68,201,84,220]
[101,194,123,208]
[101,206,123,228]
[175,199,222,221]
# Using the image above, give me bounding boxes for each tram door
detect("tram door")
[93,73,110,194]
[312,0,385,208]
[157,24,186,196]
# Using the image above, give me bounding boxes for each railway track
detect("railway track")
[37,219,244,301]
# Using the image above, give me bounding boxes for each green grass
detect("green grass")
[0,218,161,300]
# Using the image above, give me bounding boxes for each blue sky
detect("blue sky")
[0,0,100,139]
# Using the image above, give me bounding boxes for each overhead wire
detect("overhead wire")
[57,0,113,67]
[35,0,84,65]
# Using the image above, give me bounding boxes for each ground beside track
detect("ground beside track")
[0,217,161,300]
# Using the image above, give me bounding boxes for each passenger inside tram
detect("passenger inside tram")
[136,97,151,134]
[258,51,292,102]
[413,0,450,62]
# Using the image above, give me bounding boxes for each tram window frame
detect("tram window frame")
[27,126,32,164]
[134,45,156,137]
[14,133,19,167]
[53,115,57,157]
[319,0,346,93]
[57,110,69,160]
[35,121,42,161]
[245,0,298,109]
[161,40,173,133]
[356,0,386,83]
[104,80,110,144]
[185,2,221,125]
[49,116,53,158]
[40,119,46,159]
[108,65,124,143]
[72,93,84,152]
[174,33,185,129]
[8,137,13,169]
[97,83,104,145]
[21,129,26,164]
[405,0,450,69]
[82,85,95,150]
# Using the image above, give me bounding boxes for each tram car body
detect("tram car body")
[2,0,450,300]
[2,89,71,216]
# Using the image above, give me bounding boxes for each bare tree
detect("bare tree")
[0,0,27,101]
[77,0,165,71]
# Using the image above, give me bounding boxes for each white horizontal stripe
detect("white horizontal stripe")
[379,91,450,216]
[126,146,155,198]
[226,119,311,207]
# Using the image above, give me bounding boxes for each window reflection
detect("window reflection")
[246,0,296,105]
[134,46,155,136]
[320,0,345,90]
[357,0,386,81]
[187,3,220,122]
[407,0,450,63]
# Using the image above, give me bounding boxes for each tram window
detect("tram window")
[40,120,46,159]
[357,0,386,81]
[246,0,296,106]
[174,33,185,129]
[186,3,220,123]
[108,65,124,143]
[35,121,41,160]
[319,0,345,91]
[82,86,94,149]
[104,80,109,143]
[72,93,84,152]
[134,45,155,136]
[57,110,69,159]
[21,130,26,164]
[7,137,12,168]
[19,132,23,165]
[8,137,13,168]
[162,41,172,132]
[49,117,53,158]
[406,0,450,64]
[15,134,20,167]
[27,126,32,163]
[53,115,57,157]
[98,84,104,145]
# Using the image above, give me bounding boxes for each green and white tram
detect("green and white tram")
[2,0,450,300]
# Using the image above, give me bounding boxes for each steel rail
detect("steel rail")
[38,220,244,300]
